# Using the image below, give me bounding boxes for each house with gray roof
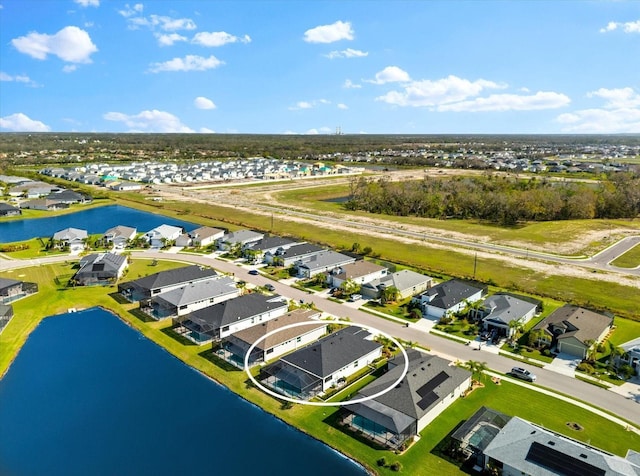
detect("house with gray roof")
[0,202,21,217]
[118,265,219,302]
[20,199,69,211]
[143,224,183,248]
[262,327,382,400]
[0,277,37,304]
[146,276,239,320]
[0,304,14,334]
[329,261,388,289]
[179,293,288,344]
[73,252,128,286]
[45,189,90,204]
[482,415,640,476]
[343,349,471,450]
[102,225,137,249]
[265,242,325,267]
[619,337,640,376]
[361,269,433,300]
[243,235,300,263]
[217,229,264,251]
[476,293,540,338]
[533,305,614,359]
[416,279,486,319]
[222,308,326,367]
[296,250,356,278]
[52,227,88,253]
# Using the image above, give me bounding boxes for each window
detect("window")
[354,360,359,368]
[222,325,229,332]
[296,337,302,343]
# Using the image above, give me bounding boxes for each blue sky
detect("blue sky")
[1,0,639,134]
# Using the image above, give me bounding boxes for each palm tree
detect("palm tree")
[463,360,488,384]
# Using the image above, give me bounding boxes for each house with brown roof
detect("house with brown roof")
[532,305,614,359]
[328,261,388,289]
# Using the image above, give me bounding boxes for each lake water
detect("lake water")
[0,205,200,243]
[0,308,366,476]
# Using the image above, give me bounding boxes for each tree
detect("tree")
[463,360,488,384]
[508,319,524,345]
[340,279,360,296]
[380,285,399,304]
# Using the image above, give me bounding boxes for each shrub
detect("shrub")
[577,362,595,374]
[390,462,402,472]
[376,457,387,467]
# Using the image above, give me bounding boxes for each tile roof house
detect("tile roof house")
[52,227,88,252]
[0,202,22,217]
[102,225,137,249]
[532,305,614,359]
[344,349,471,450]
[416,279,486,319]
[361,269,433,300]
[476,293,540,338]
[329,261,388,289]
[145,276,239,320]
[73,252,128,286]
[262,327,382,400]
[143,224,183,248]
[222,308,326,367]
[179,293,288,344]
[296,251,356,278]
[482,416,640,476]
[117,265,219,302]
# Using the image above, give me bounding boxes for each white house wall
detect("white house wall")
[219,305,288,339]
[321,347,383,391]
[175,290,240,316]
[263,326,327,363]
[416,376,471,433]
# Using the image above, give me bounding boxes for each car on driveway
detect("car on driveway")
[509,367,536,382]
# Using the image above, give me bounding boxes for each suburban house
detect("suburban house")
[0,278,37,304]
[72,252,128,286]
[217,229,264,251]
[178,293,288,344]
[328,261,388,289]
[262,327,383,400]
[45,189,90,204]
[143,224,183,248]
[532,305,614,359]
[475,293,540,338]
[343,349,471,450]
[187,226,225,248]
[144,276,239,320]
[478,414,640,475]
[102,225,137,249]
[0,202,21,217]
[0,304,14,333]
[108,181,143,191]
[118,265,219,302]
[52,227,88,253]
[221,308,326,367]
[243,235,300,263]
[265,242,325,267]
[620,337,640,376]
[296,250,356,278]
[361,269,433,300]
[20,199,69,211]
[416,279,486,319]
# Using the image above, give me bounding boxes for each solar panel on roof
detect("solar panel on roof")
[417,392,438,410]
[416,371,448,398]
[525,441,605,476]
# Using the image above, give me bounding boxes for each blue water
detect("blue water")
[0,205,200,243]
[0,308,366,476]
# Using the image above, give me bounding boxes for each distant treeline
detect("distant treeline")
[345,173,640,224]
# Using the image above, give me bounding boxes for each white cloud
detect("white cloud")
[337,103,348,110]
[343,79,361,89]
[289,99,330,110]
[199,127,215,133]
[11,26,98,63]
[367,66,410,85]
[556,86,640,133]
[438,91,570,112]
[600,20,640,33]
[192,31,251,47]
[303,20,354,43]
[306,129,319,134]
[0,113,50,132]
[148,55,223,73]
[325,48,368,59]
[376,75,504,107]
[74,0,99,7]
[194,96,216,109]
[0,72,37,86]
[118,3,143,18]
[103,109,194,132]
[155,33,187,46]
[62,64,78,73]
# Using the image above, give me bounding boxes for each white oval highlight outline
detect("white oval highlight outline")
[244,320,409,407]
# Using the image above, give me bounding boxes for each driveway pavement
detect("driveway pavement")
[544,352,582,377]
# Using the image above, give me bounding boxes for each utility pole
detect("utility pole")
[473,252,478,279]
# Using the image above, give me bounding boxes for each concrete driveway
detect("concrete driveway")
[544,352,582,377]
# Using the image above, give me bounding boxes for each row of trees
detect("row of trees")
[345,174,640,224]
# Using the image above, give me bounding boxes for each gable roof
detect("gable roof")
[351,350,471,431]
[364,269,433,293]
[185,293,288,332]
[0,202,20,212]
[422,279,484,310]
[230,309,324,351]
[77,253,127,274]
[483,417,640,476]
[222,229,264,244]
[53,227,88,241]
[297,250,355,271]
[482,293,538,325]
[0,278,22,292]
[189,226,224,240]
[146,224,182,238]
[533,305,614,345]
[151,276,237,307]
[247,235,298,252]
[125,265,218,292]
[332,260,387,280]
[279,327,382,378]
[103,225,137,240]
[272,242,324,259]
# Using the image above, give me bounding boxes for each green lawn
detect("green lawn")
[611,244,640,268]
[609,317,640,346]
